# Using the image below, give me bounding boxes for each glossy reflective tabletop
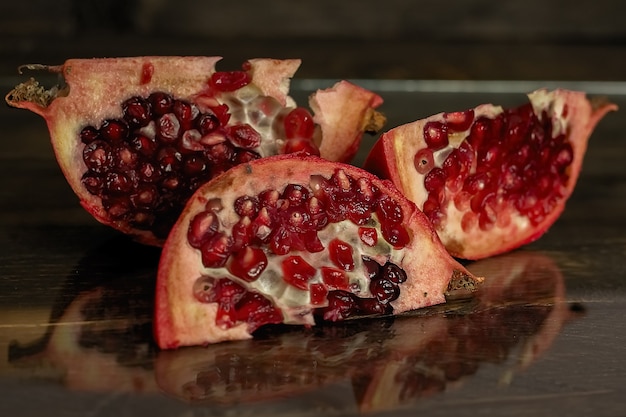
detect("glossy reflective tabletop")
[1,79,625,417]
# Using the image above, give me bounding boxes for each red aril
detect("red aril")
[154,155,482,348]
[6,57,385,246]
[364,89,617,259]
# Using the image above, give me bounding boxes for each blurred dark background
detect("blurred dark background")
[1,0,624,80]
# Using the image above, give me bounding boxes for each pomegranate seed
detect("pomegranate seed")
[281,255,317,290]
[209,103,231,125]
[149,92,174,116]
[481,145,501,166]
[234,196,260,218]
[99,119,129,143]
[200,232,232,268]
[383,263,407,284]
[81,173,102,194]
[216,278,246,304]
[333,169,352,193]
[424,167,447,193]
[83,140,112,173]
[104,198,130,219]
[414,148,435,175]
[196,112,220,134]
[321,290,358,321]
[193,276,219,303]
[122,96,152,127]
[180,129,204,152]
[283,138,320,156]
[158,147,182,172]
[284,107,315,139]
[105,171,132,194]
[140,62,154,84]
[309,283,328,305]
[467,117,492,150]
[463,172,490,194]
[259,190,279,209]
[362,256,381,280]
[282,183,309,207]
[329,238,355,271]
[346,200,371,225]
[444,109,475,132]
[188,211,219,248]
[234,292,282,332]
[114,146,139,171]
[205,142,235,164]
[233,149,261,164]
[355,177,379,204]
[321,267,349,290]
[227,124,262,149]
[130,185,157,209]
[554,142,574,168]
[182,154,208,176]
[210,71,251,92]
[422,193,441,217]
[376,195,403,224]
[137,161,161,183]
[231,216,254,250]
[215,302,237,329]
[173,100,198,129]
[423,121,449,150]
[156,113,181,143]
[381,221,410,248]
[80,126,100,144]
[470,190,494,213]
[461,212,478,232]
[358,227,378,247]
[304,230,324,253]
[370,278,399,303]
[130,134,157,157]
[227,246,268,282]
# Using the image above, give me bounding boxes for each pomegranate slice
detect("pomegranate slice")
[6,57,385,246]
[154,155,482,348]
[364,89,617,259]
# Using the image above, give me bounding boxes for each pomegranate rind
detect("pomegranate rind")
[311,80,386,163]
[365,89,617,259]
[154,154,479,348]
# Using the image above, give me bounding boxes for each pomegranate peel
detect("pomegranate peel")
[311,80,386,163]
[154,155,482,348]
[6,56,384,246]
[364,89,617,260]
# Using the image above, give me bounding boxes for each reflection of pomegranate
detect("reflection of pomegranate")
[154,250,580,412]
[6,57,384,246]
[364,89,617,260]
[7,237,159,393]
[155,155,482,348]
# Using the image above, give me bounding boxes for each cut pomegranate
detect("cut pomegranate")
[154,155,482,348]
[364,89,617,259]
[6,57,385,246]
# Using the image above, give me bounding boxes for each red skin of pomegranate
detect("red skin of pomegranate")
[154,155,481,348]
[364,89,617,259]
[5,57,384,246]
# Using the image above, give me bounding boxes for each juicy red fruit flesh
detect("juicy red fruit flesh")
[77,71,321,240]
[419,103,574,232]
[188,167,415,333]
